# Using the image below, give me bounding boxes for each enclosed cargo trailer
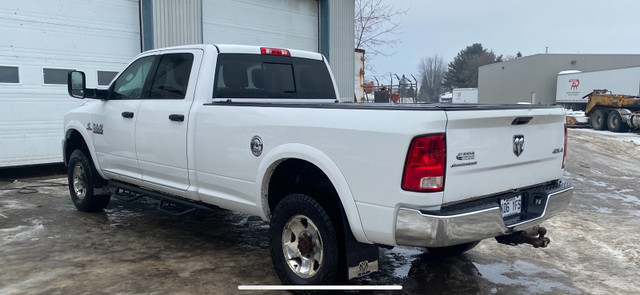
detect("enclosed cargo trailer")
[556,67,640,110]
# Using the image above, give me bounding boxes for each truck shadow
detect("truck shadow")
[102,198,494,294]
[356,250,487,295]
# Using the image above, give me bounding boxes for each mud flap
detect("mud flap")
[340,205,379,280]
[346,239,379,279]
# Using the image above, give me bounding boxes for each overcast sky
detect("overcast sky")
[367,0,640,84]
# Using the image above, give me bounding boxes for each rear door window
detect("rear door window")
[214,54,336,99]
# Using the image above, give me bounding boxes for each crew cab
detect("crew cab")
[63,44,573,285]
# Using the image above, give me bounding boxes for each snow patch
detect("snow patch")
[595,192,640,207]
[1,199,36,210]
[0,200,38,219]
[594,206,614,214]
[588,180,608,187]
[0,219,44,247]
[563,171,585,182]
[0,271,57,295]
[474,260,579,294]
[573,128,639,139]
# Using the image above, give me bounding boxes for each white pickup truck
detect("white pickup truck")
[63,44,573,285]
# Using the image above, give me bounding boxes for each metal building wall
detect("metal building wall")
[327,0,355,102]
[146,0,354,102]
[152,0,203,48]
[478,54,640,105]
[202,0,318,52]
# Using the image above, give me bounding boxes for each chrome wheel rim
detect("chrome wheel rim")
[282,215,323,278]
[72,163,87,200]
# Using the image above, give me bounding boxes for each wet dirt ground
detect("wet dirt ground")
[1,129,638,295]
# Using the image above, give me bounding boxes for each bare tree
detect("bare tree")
[354,0,407,58]
[503,51,523,61]
[418,55,446,103]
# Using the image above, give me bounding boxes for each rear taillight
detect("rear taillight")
[260,47,290,56]
[402,134,446,192]
[563,124,567,169]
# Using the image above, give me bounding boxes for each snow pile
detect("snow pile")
[572,128,640,153]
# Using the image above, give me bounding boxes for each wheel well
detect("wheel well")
[267,159,344,225]
[65,130,90,166]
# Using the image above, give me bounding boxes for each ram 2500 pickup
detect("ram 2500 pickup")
[63,44,573,285]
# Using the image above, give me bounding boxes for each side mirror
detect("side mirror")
[68,71,86,99]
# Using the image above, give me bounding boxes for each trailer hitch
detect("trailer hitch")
[495,227,550,248]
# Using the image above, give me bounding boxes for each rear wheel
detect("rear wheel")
[591,109,608,130]
[607,111,629,132]
[426,241,480,256]
[270,194,339,285]
[67,149,110,212]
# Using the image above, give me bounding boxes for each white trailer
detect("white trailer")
[452,88,478,104]
[556,67,640,110]
[0,0,140,168]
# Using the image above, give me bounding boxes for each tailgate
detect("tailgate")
[443,107,565,204]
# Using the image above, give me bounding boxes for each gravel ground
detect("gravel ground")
[0,129,638,294]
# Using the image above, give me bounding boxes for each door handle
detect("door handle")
[121,112,134,118]
[169,114,184,122]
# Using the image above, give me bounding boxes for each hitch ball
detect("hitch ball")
[496,227,551,248]
[530,227,550,248]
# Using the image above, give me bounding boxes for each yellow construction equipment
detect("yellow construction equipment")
[565,110,590,128]
[583,89,640,132]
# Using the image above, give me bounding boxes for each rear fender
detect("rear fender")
[256,143,369,244]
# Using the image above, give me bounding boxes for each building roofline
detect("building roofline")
[481,53,640,69]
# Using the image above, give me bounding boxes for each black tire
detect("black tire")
[607,111,629,132]
[591,109,608,130]
[67,149,110,212]
[270,194,339,285]
[426,241,480,256]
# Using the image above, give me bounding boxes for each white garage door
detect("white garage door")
[203,0,318,52]
[0,0,140,167]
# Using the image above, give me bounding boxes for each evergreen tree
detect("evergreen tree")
[443,43,502,89]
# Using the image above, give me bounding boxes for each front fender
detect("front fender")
[64,120,106,180]
[256,143,370,244]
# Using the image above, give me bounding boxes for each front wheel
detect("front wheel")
[67,149,110,212]
[270,194,339,285]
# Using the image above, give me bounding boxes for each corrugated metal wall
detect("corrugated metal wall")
[202,0,318,52]
[328,0,355,102]
[153,0,202,48]
[149,0,354,101]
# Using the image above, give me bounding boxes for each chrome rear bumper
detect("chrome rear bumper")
[395,182,573,247]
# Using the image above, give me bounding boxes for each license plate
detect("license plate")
[500,195,522,217]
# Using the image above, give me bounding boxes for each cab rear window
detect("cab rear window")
[214,54,336,99]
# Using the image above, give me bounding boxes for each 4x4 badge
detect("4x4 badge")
[513,135,524,157]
